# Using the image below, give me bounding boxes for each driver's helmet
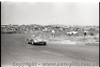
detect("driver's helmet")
[33,35,35,37]
[31,34,35,38]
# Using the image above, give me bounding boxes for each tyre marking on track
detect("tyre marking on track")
[24,56,31,60]
[41,50,63,56]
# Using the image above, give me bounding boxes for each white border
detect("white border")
[0,0,100,2]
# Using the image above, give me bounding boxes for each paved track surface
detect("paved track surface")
[1,34,99,66]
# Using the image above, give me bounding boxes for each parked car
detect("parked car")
[26,35,46,45]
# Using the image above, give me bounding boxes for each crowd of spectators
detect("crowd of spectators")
[1,24,99,36]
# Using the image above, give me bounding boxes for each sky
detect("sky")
[1,2,99,26]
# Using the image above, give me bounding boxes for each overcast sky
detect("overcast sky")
[1,2,99,26]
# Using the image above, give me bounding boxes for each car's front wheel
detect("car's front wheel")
[31,41,34,45]
[44,42,46,45]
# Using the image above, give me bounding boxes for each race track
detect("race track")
[1,34,99,67]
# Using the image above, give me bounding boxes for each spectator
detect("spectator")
[52,29,55,37]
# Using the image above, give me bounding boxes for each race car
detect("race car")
[26,35,46,45]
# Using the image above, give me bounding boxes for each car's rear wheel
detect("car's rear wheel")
[27,40,29,44]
